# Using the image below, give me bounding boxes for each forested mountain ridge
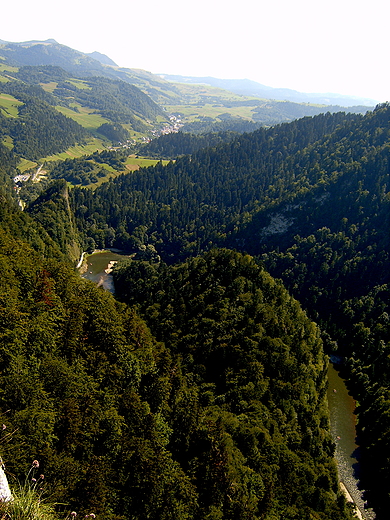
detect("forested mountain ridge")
[68,105,389,516]
[0,39,107,72]
[0,170,70,261]
[12,67,165,123]
[138,130,246,159]
[74,104,389,359]
[26,179,82,262]
[70,105,389,373]
[0,187,355,518]
[0,84,89,160]
[1,93,389,518]
[113,249,353,519]
[70,109,367,257]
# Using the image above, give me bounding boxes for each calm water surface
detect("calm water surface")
[81,251,128,293]
[327,363,376,519]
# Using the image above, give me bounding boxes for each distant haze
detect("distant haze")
[160,75,376,107]
[2,0,389,103]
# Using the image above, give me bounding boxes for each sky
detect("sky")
[1,0,389,103]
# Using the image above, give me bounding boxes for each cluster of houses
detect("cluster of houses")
[109,114,184,148]
[150,114,183,139]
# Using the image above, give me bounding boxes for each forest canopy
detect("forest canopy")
[0,217,354,518]
[0,80,389,518]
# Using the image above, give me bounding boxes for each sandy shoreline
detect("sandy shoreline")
[340,482,363,519]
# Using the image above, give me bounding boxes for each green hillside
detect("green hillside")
[70,110,365,257]
[0,193,354,519]
[68,105,389,516]
[0,51,389,518]
[0,63,170,166]
[0,39,372,131]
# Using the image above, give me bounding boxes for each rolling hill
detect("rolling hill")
[0,65,170,164]
[0,39,373,131]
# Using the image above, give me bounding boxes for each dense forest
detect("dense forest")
[71,104,389,518]
[0,194,355,519]
[139,130,244,159]
[0,69,389,519]
[0,82,89,160]
[70,109,369,258]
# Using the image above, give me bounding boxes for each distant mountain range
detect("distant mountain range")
[0,38,375,140]
[0,39,376,108]
[159,75,377,107]
[0,39,183,104]
[85,51,118,67]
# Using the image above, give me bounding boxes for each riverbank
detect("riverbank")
[76,248,125,272]
[340,482,363,520]
[104,260,118,274]
[328,364,376,519]
[79,250,131,294]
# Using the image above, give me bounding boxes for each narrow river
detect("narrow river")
[327,363,376,519]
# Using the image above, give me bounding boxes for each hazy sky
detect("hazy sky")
[2,0,389,102]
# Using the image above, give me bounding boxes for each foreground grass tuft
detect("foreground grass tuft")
[0,485,58,520]
[0,460,94,520]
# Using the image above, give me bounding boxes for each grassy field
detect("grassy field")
[0,63,18,73]
[1,135,14,150]
[0,64,18,83]
[42,140,168,166]
[161,83,264,123]
[125,155,170,169]
[18,158,38,172]
[42,139,107,162]
[0,93,23,117]
[40,82,58,93]
[166,102,256,121]
[56,104,109,131]
[67,79,92,90]
[41,79,91,93]
[54,103,152,141]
